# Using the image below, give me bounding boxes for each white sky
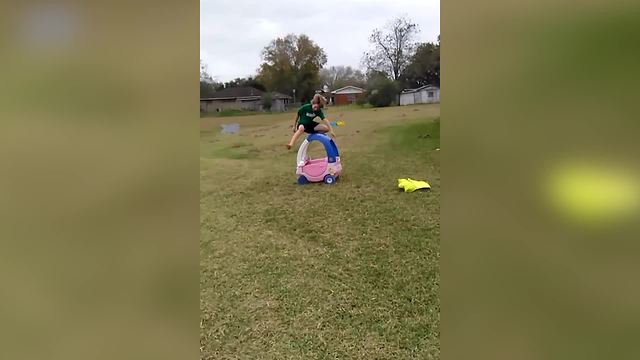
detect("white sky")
[200,0,439,82]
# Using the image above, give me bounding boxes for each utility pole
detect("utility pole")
[293,89,296,104]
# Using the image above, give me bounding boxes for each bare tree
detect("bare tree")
[200,60,222,98]
[362,16,420,81]
[320,65,366,90]
[200,60,214,83]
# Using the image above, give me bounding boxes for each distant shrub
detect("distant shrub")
[261,92,273,111]
[367,78,399,107]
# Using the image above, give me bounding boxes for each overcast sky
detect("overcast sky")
[200,0,439,82]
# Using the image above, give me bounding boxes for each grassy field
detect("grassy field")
[201,109,277,118]
[200,103,440,359]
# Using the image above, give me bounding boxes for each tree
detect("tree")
[200,81,217,98]
[362,16,420,81]
[200,60,222,98]
[365,70,390,89]
[365,71,399,107]
[222,76,266,91]
[200,60,213,83]
[320,65,366,90]
[257,34,327,103]
[261,92,273,111]
[400,38,440,88]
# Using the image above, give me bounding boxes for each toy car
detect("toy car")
[296,133,342,185]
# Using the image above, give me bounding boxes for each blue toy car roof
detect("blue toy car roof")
[307,133,340,160]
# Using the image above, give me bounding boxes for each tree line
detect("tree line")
[201,15,439,107]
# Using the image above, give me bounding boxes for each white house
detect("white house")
[399,85,440,106]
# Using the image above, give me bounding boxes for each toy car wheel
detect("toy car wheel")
[297,176,309,185]
[323,175,336,185]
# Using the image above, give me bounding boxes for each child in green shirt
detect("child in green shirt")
[286,94,335,150]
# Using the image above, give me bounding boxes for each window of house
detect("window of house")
[347,95,356,103]
[428,91,434,98]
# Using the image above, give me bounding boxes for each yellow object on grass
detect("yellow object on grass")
[398,178,431,192]
[544,162,639,224]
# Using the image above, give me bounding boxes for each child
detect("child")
[286,94,335,150]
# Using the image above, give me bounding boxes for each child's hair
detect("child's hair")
[311,94,326,108]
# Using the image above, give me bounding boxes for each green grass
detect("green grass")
[200,103,440,359]
[329,103,373,110]
[201,109,262,117]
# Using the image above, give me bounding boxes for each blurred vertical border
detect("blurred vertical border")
[444,1,640,359]
[0,0,199,359]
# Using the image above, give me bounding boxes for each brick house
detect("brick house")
[330,86,366,106]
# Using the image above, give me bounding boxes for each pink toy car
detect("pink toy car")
[296,133,342,185]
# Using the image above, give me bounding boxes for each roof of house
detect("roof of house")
[201,87,292,101]
[272,92,292,100]
[331,86,365,94]
[203,86,262,100]
[401,85,439,94]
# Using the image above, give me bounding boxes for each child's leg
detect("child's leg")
[314,124,329,133]
[286,125,305,150]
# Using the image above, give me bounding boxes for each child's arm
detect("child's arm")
[318,110,335,138]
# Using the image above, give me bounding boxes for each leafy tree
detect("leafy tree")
[223,76,265,91]
[366,71,399,107]
[362,16,420,81]
[257,34,327,103]
[320,66,366,90]
[365,70,390,89]
[400,38,440,88]
[200,82,217,98]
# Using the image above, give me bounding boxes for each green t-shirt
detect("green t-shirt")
[297,103,325,126]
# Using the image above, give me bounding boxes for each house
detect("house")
[330,86,366,106]
[271,92,294,111]
[200,86,292,113]
[399,85,440,106]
